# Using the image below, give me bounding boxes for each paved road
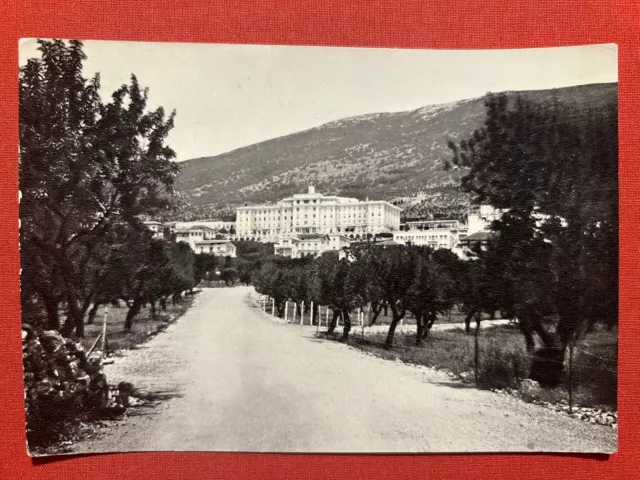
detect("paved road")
[75,287,617,454]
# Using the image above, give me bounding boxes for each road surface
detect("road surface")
[75,287,617,454]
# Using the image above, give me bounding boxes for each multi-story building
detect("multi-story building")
[175,225,219,250]
[393,220,461,251]
[193,239,237,257]
[236,186,402,241]
[274,233,351,259]
[167,220,236,235]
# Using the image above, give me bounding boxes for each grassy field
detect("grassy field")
[80,297,195,354]
[332,324,617,410]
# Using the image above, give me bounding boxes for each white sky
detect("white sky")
[19,40,617,162]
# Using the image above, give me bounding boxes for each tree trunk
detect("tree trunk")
[341,309,351,340]
[160,297,167,311]
[327,310,339,334]
[371,302,383,325]
[464,309,477,335]
[87,302,101,325]
[41,291,60,331]
[415,312,424,345]
[124,298,143,333]
[60,294,85,337]
[425,311,437,339]
[385,305,403,348]
[150,300,157,320]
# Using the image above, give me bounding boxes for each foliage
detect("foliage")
[449,92,618,385]
[20,39,180,337]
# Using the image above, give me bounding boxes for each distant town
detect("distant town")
[146,185,499,260]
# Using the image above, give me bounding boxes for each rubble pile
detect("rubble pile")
[22,324,126,445]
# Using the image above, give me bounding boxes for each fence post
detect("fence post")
[325,306,329,326]
[293,303,297,323]
[310,301,314,326]
[301,301,305,325]
[101,305,108,359]
[474,321,479,386]
[569,337,574,413]
[272,298,275,316]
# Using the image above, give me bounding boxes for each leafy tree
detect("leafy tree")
[19,40,179,337]
[449,92,617,385]
[351,244,419,347]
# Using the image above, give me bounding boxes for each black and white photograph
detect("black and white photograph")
[19,39,618,455]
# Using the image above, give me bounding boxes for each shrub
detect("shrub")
[477,338,528,389]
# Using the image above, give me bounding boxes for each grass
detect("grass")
[330,323,617,410]
[80,296,195,354]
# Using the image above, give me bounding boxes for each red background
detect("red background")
[0,1,637,478]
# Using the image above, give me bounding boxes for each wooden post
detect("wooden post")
[101,305,108,359]
[569,337,574,413]
[301,301,305,325]
[325,306,329,326]
[310,301,314,326]
[272,298,275,315]
[474,322,480,386]
[284,301,289,322]
[365,303,371,326]
[293,303,297,323]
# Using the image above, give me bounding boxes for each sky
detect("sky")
[19,40,617,162]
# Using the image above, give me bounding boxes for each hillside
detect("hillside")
[173,82,617,221]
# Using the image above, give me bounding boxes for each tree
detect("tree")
[20,39,179,337]
[351,244,419,347]
[310,252,357,339]
[406,251,455,344]
[449,92,618,385]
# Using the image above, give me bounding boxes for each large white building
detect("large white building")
[236,186,402,241]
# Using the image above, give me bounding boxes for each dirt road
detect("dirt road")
[75,287,617,454]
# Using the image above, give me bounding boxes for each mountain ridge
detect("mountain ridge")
[173,82,617,222]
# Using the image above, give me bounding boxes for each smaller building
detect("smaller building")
[393,220,460,251]
[143,220,165,239]
[274,233,351,259]
[458,231,494,258]
[175,225,219,250]
[193,240,237,257]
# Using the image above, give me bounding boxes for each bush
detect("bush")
[477,338,528,389]
[23,325,112,447]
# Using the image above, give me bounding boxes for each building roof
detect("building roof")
[194,240,235,246]
[375,239,400,246]
[175,225,218,233]
[297,234,329,240]
[143,220,164,226]
[461,231,493,242]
